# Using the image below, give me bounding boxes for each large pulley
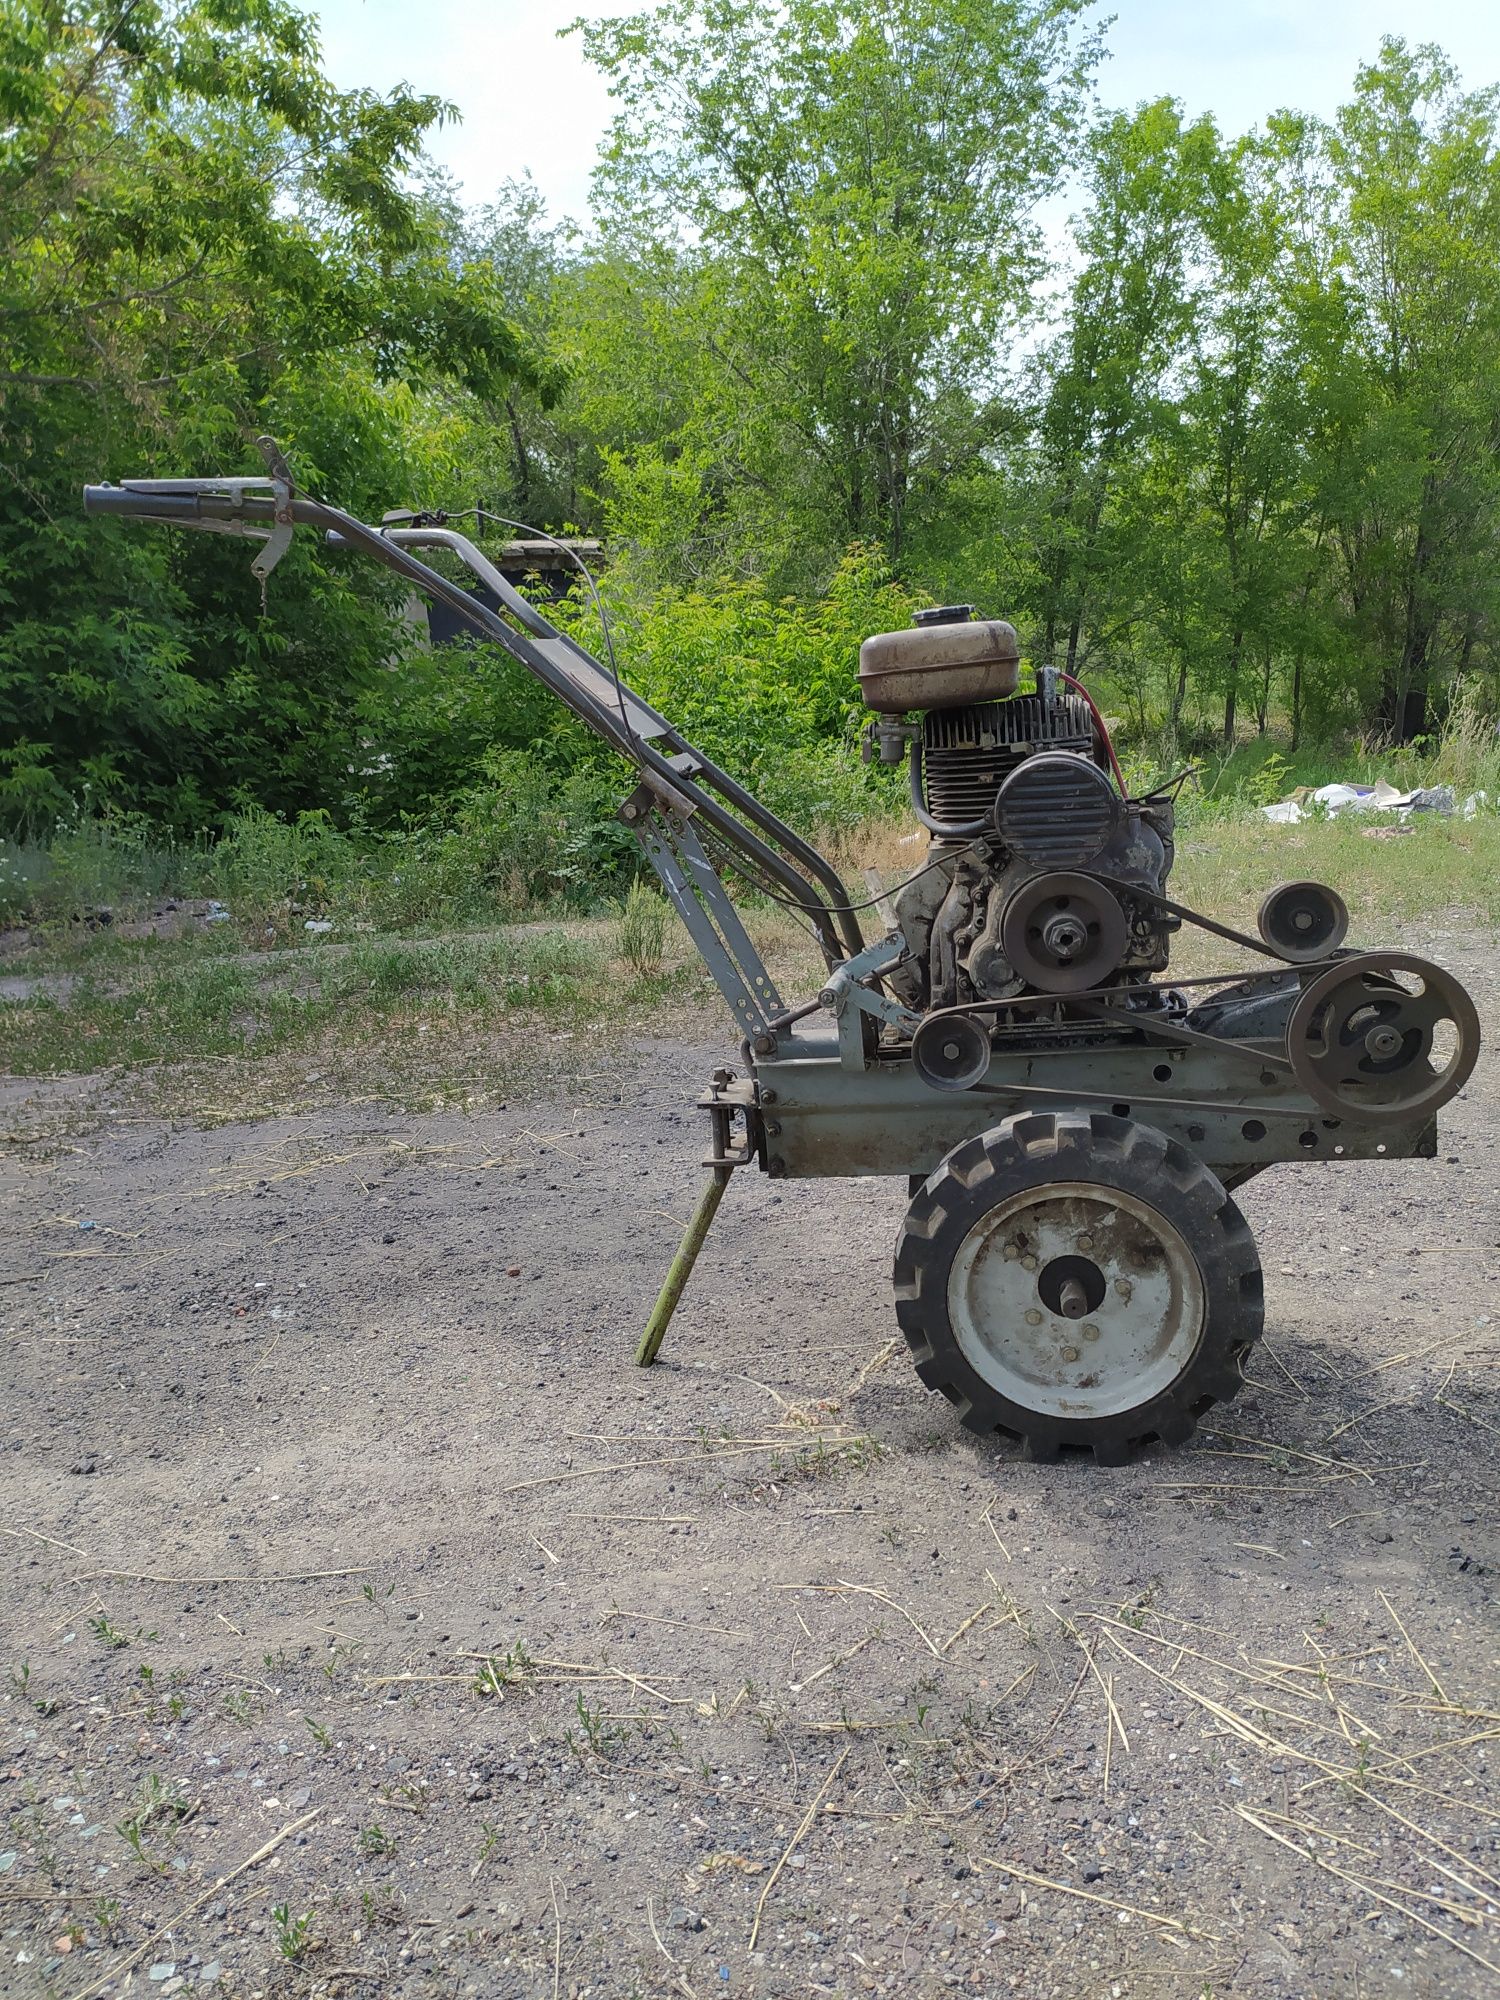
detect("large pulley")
[1286,951,1479,1120]
[999,871,1128,994]
[893,1111,1262,1462]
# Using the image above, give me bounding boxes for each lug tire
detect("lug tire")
[892,1111,1262,1463]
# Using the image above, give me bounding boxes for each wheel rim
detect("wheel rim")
[946,1181,1206,1420]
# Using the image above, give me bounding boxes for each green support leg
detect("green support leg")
[634,1168,731,1366]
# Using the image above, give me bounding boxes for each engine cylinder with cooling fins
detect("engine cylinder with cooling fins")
[918,694,1098,829]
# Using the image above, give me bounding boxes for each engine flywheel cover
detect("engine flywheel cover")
[1286,950,1480,1120]
[1000,871,1128,994]
[994,751,1120,867]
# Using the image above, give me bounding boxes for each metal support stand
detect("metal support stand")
[634,1167,731,1366]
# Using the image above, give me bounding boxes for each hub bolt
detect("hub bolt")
[1024,1308,1043,1326]
[1021,1253,1038,1272]
[1061,1346,1080,1363]
[1082,1322,1101,1341]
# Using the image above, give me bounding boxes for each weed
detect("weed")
[221,1688,259,1726]
[271,1901,314,1962]
[20,1787,58,1880]
[322,1640,363,1684]
[617,881,670,976]
[304,1715,333,1752]
[472,1639,534,1699]
[92,1895,122,1941]
[473,1822,502,1880]
[116,1774,190,1872]
[359,1822,397,1858]
[359,1884,404,1928]
[88,1614,130,1650]
[564,1691,625,1760]
[9,1661,60,1718]
[361,1580,397,1610]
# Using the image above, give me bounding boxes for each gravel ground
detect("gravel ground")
[1,937,1497,2000]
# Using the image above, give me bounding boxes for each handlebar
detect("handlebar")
[82,471,866,966]
[84,485,272,523]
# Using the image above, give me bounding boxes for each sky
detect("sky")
[307,1,1500,224]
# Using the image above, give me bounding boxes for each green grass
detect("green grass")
[1174,810,1500,936]
[4,734,1496,1106]
[0,930,615,1076]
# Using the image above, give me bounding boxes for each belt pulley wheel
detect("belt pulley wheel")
[1257,879,1349,961]
[1286,951,1480,1121]
[892,1111,1262,1463]
[911,1011,991,1093]
[1000,870,1128,994]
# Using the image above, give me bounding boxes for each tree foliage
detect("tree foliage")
[4,4,1499,847]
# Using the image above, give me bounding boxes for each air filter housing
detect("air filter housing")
[994,751,1121,866]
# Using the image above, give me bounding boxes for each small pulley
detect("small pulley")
[1258,880,1349,962]
[1286,951,1480,1120]
[1000,871,1128,995]
[912,1011,992,1093]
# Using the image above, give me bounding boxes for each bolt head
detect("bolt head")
[1024,1308,1043,1327]
[1061,1346,1080,1363]
[1076,1232,1094,1252]
[1021,1253,1038,1272]
[1082,1322,1101,1340]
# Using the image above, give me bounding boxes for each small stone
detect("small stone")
[148,1964,177,1981]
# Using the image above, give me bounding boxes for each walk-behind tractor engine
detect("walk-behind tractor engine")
[85,443,1482,1464]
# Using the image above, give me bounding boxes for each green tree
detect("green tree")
[1029,100,1220,691]
[0,0,536,825]
[572,0,1100,571]
[1317,39,1500,740]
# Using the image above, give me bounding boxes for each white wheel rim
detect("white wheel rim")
[946,1181,1205,1421]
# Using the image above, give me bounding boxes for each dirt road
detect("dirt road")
[2,943,1498,1999]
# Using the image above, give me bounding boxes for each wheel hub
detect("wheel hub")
[946,1182,1205,1420]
